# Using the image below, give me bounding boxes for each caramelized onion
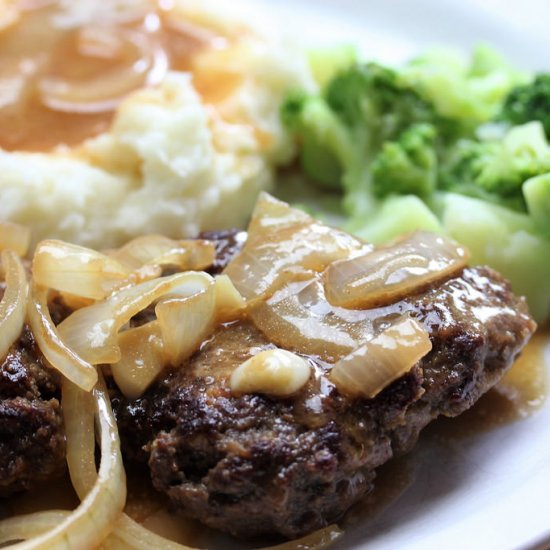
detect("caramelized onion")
[324,231,469,309]
[0,516,341,550]
[27,281,98,391]
[224,193,369,300]
[156,280,216,366]
[249,275,376,363]
[39,27,167,114]
[57,271,213,365]
[110,321,165,400]
[0,251,28,360]
[33,240,132,300]
[330,316,432,399]
[63,378,96,500]
[0,511,69,545]
[0,221,31,256]
[109,235,216,272]
[213,274,245,322]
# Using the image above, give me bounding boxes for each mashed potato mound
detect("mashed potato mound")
[0,0,314,248]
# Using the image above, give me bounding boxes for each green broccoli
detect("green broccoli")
[279,46,550,323]
[523,173,550,237]
[282,62,443,201]
[500,74,550,138]
[325,62,438,144]
[281,91,352,190]
[400,44,527,127]
[371,123,438,198]
[439,121,550,208]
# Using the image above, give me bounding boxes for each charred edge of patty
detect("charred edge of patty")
[0,327,66,497]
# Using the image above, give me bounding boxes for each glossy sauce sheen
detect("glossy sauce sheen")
[0,0,237,152]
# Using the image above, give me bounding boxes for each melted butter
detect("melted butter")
[0,0,242,152]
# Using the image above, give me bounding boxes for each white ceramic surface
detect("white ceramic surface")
[252,2,550,549]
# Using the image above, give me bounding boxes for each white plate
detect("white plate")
[251,2,550,549]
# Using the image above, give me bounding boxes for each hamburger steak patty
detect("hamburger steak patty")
[0,326,65,497]
[113,231,536,539]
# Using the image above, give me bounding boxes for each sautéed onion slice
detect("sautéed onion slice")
[33,240,132,301]
[0,221,31,257]
[248,275,376,363]
[156,281,216,366]
[110,321,166,400]
[224,193,369,300]
[39,26,168,114]
[0,251,28,361]
[324,231,469,309]
[109,235,216,272]
[330,316,432,398]
[57,271,213,365]
[27,281,98,391]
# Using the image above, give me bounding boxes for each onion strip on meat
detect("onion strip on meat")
[324,231,469,309]
[109,235,216,272]
[0,250,28,360]
[0,511,70,545]
[27,281,98,391]
[62,378,97,499]
[0,374,126,549]
[223,193,369,300]
[32,240,132,300]
[330,316,432,398]
[110,321,166,400]
[64,375,197,550]
[156,280,216,366]
[0,221,31,257]
[57,271,213,365]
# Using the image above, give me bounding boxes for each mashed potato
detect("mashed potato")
[0,0,314,248]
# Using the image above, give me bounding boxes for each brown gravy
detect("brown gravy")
[5,332,549,547]
[0,0,239,152]
[428,327,549,440]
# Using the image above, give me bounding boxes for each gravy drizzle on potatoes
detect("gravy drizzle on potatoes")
[0,0,313,249]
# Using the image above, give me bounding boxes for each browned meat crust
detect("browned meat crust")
[113,265,535,539]
[0,327,65,497]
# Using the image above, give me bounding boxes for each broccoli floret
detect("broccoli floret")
[439,121,550,208]
[500,74,550,137]
[371,123,438,198]
[325,62,438,144]
[523,173,550,237]
[281,91,352,190]
[400,44,527,127]
[282,62,443,200]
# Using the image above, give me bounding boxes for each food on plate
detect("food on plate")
[0,326,65,497]
[0,0,312,249]
[0,0,545,546]
[0,194,535,546]
[282,45,550,323]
